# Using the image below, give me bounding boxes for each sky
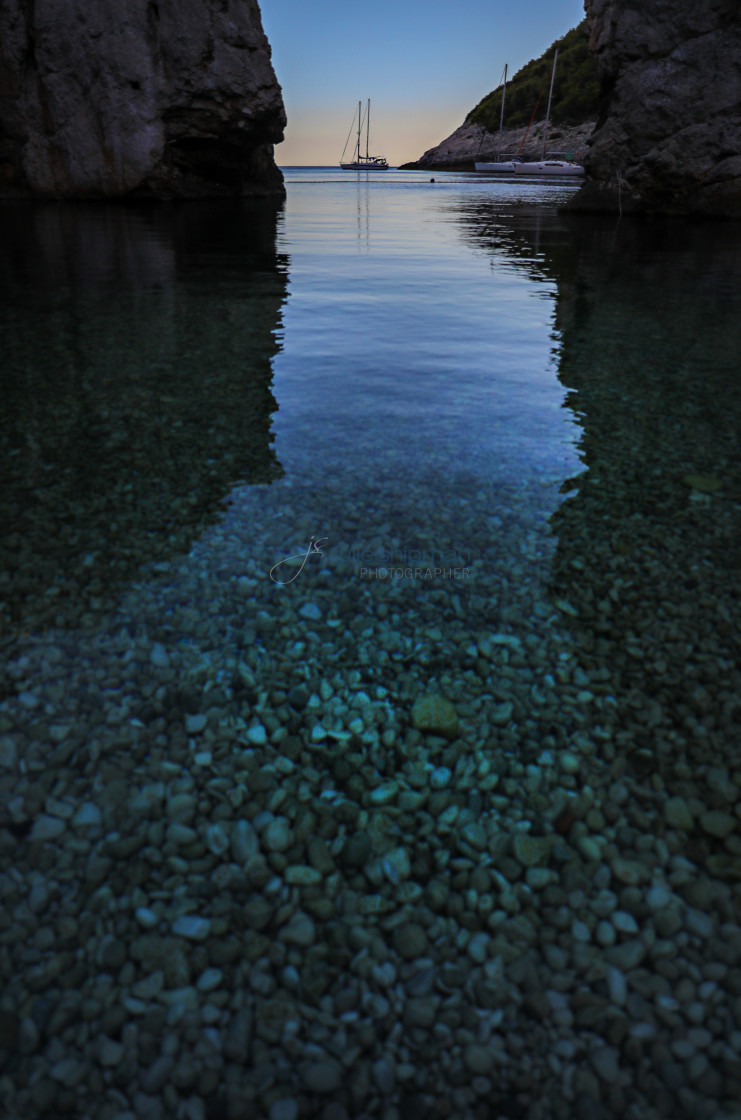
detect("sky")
[259,0,587,167]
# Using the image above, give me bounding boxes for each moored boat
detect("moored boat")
[475,64,521,173]
[340,100,389,170]
[514,158,585,177]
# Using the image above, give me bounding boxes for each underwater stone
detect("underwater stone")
[340,833,372,869]
[0,737,17,769]
[71,803,102,828]
[700,810,736,839]
[150,643,170,668]
[185,714,207,735]
[97,1037,124,1067]
[262,817,294,853]
[281,912,315,946]
[231,819,259,865]
[462,1042,493,1075]
[411,694,458,739]
[682,474,723,493]
[430,767,452,790]
[135,907,159,930]
[284,865,322,886]
[205,823,230,857]
[610,857,650,886]
[246,723,268,746]
[171,915,211,942]
[393,922,428,961]
[491,701,514,726]
[30,815,66,842]
[664,797,695,832]
[299,602,323,621]
[513,833,549,868]
[303,1059,343,1093]
[368,782,399,806]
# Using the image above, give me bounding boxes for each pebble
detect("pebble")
[411,694,458,739]
[303,1059,343,1093]
[684,907,714,939]
[246,723,268,745]
[606,966,627,1006]
[589,1046,620,1083]
[463,1043,493,1075]
[664,796,695,831]
[171,915,211,942]
[263,817,294,852]
[270,1101,299,1120]
[699,810,736,839]
[71,802,102,828]
[513,833,549,867]
[185,713,207,735]
[150,643,170,668]
[29,815,66,841]
[393,923,428,960]
[430,766,452,789]
[611,910,639,935]
[97,1037,124,1067]
[231,819,259,864]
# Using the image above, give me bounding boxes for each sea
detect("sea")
[2,165,741,1118]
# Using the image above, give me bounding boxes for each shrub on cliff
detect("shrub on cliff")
[467,20,599,132]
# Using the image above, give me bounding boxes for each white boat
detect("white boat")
[475,64,521,172]
[476,158,522,172]
[514,159,585,177]
[512,48,585,177]
[340,100,389,170]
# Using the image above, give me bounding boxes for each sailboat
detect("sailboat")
[514,49,585,177]
[340,100,389,170]
[475,65,522,173]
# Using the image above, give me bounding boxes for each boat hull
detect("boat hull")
[514,160,585,177]
[340,160,389,170]
[475,161,519,173]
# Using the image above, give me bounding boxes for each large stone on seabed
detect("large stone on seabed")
[568,0,741,217]
[411,694,459,740]
[0,0,286,199]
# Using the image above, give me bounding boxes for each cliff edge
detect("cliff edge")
[0,0,286,199]
[570,0,741,217]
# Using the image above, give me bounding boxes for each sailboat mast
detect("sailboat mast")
[366,99,371,160]
[497,64,508,162]
[356,100,362,161]
[542,47,558,159]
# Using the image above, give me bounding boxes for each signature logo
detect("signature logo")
[270,536,328,585]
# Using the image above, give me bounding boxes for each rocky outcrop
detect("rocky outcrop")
[400,120,595,171]
[0,0,285,198]
[571,0,741,216]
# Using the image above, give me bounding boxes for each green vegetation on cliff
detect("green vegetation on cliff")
[467,21,599,132]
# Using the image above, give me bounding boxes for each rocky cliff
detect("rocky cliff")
[571,0,741,216]
[0,0,285,198]
[400,120,595,172]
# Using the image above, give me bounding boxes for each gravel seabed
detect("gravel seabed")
[2,202,741,1120]
[1,445,741,1120]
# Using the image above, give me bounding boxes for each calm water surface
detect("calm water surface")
[2,167,741,679]
[3,165,741,1119]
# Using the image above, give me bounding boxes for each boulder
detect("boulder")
[0,0,285,198]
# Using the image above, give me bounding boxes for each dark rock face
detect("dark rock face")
[573,0,741,216]
[0,0,286,198]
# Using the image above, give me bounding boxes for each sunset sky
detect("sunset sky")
[260,0,587,166]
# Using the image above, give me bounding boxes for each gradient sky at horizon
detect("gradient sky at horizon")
[260,0,587,167]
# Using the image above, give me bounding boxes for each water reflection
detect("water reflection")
[0,202,288,640]
[454,193,741,800]
[548,217,741,797]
